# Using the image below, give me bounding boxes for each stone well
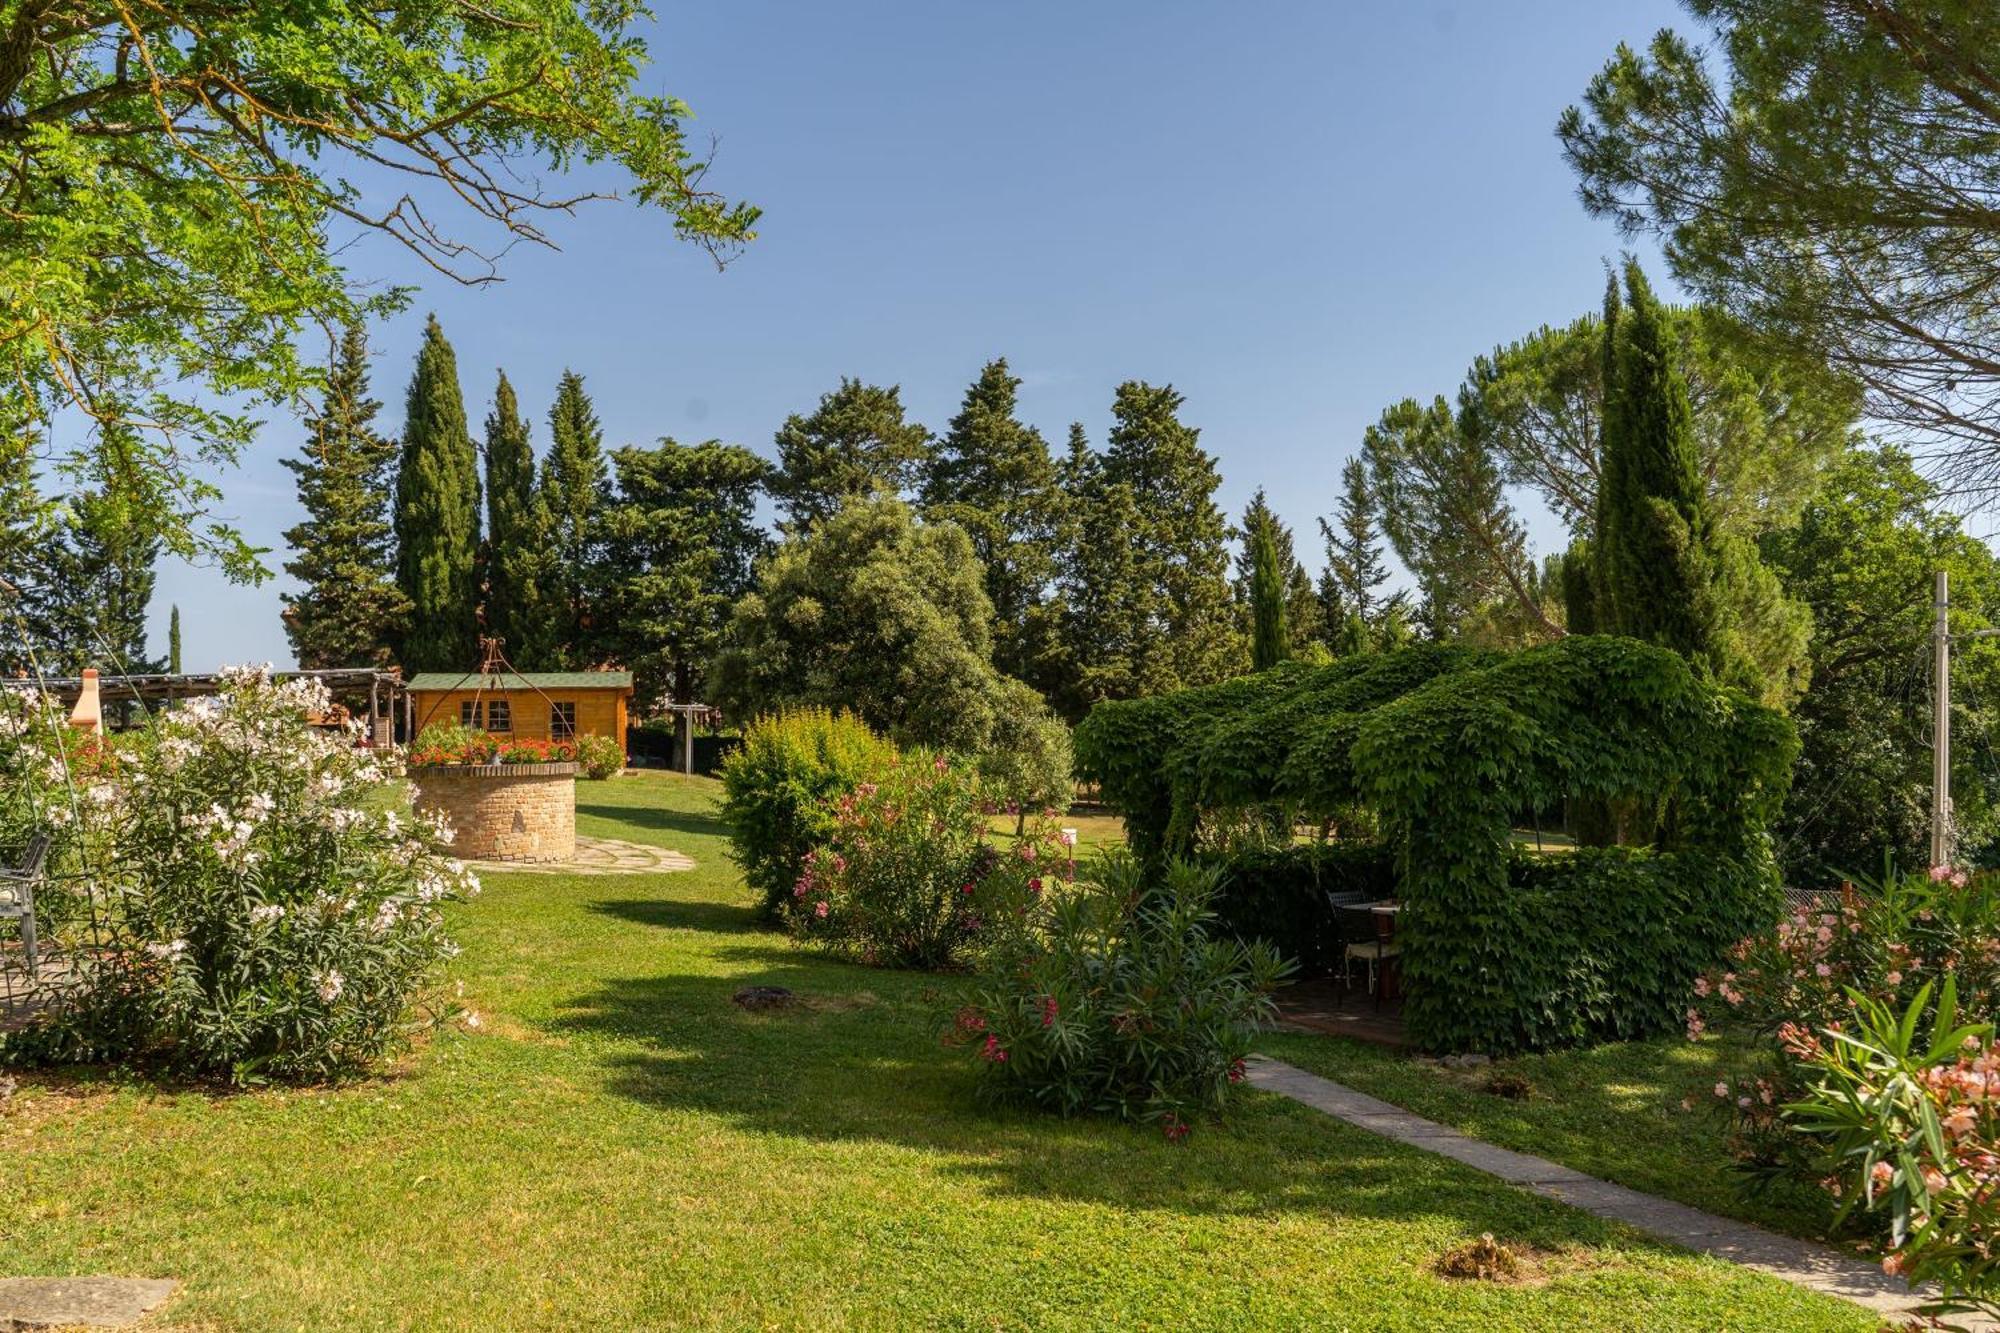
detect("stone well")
[410,762,577,862]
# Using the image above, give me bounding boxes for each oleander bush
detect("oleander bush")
[576,733,625,779]
[786,750,1067,969]
[2,669,476,1083]
[719,708,897,919]
[946,850,1291,1140]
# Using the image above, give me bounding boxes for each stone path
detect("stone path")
[1246,1055,1991,1328]
[464,836,695,877]
[0,1276,177,1329]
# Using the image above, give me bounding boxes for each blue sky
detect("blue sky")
[156,0,1687,669]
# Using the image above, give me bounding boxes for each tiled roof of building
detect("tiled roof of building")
[405,671,634,692]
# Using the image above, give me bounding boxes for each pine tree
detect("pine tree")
[1101,381,1242,686]
[35,436,160,673]
[168,604,181,673]
[1237,490,1315,657]
[769,378,931,532]
[920,359,1064,679]
[482,371,551,667]
[282,321,410,669]
[1319,457,1391,633]
[392,315,481,672]
[1247,503,1288,670]
[541,369,610,668]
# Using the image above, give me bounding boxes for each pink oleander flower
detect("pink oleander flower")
[1872,1161,1895,1187]
[1693,976,1712,998]
[981,1034,1008,1063]
[814,900,829,919]
[1714,1081,1730,1098]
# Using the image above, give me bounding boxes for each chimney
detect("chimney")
[69,669,101,733]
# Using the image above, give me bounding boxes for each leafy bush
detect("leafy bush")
[719,708,897,919]
[1783,979,2000,1322]
[576,733,624,779]
[1203,843,1396,975]
[408,722,577,767]
[976,681,1074,834]
[787,751,1066,969]
[3,669,475,1083]
[946,850,1291,1140]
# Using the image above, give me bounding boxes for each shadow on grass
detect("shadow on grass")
[535,960,1683,1253]
[586,895,767,938]
[576,800,727,845]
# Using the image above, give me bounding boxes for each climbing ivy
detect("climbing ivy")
[1074,636,1796,1053]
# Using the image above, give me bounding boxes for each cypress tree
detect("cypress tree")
[168,604,181,673]
[921,358,1064,679]
[1247,503,1288,670]
[541,369,610,668]
[392,315,481,672]
[1596,262,1709,659]
[283,321,410,669]
[482,371,552,667]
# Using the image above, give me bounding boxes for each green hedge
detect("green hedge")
[1203,843,1398,975]
[1076,636,1797,1054]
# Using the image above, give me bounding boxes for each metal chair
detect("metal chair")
[0,833,51,983]
[1338,901,1400,1009]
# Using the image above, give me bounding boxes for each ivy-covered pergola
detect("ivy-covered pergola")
[1074,636,1797,1053]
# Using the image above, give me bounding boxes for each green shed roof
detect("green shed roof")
[405,671,633,692]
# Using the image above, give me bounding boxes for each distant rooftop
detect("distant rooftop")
[405,671,634,692]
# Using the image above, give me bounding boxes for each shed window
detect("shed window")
[485,700,511,733]
[550,701,577,738]
[459,700,481,728]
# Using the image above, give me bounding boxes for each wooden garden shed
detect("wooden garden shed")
[405,671,632,744]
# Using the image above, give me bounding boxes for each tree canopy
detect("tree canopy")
[770,379,932,533]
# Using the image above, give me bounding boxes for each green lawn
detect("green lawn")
[0,775,1872,1330]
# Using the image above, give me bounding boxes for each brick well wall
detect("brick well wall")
[411,764,577,862]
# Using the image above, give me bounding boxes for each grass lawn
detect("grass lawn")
[0,774,1873,1330]
[1257,1030,1834,1242]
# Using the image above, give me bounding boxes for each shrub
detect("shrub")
[719,708,897,919]
[3,669,476,1083]
[1783,979,2000,1321]
[575,733,624,779]
[946,850,1292,1139]
[786,751,1067,969]
[1203,842,1397,975]
[976,682,1074,835]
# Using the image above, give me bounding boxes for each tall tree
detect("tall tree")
[921,359,1065,678]
[168,605,181,674]
[1235,490,1317,655]
[3,0,756,578]
[541,370,611,668]
[481,372,551,668]
[282,321,410,670]
[1100,381,1242,687]
[1318,457,1392,647]
[392,317,481,672]
[1246,502,1289,671]
[32,432,161,674]
[603,439,771,708]
[1052,431,1164,720]
[770,379,932,532]
[1561,4,2000,494]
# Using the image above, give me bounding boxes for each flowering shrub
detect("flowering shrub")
[787,751,1067,969]
[575,733,624,779]
[0,686,119,929]
[407,723,577,767]
[945,850,1291,1138]
[1784,980,2000,1321]
[720,708,897,919]
[4,669,476,1083]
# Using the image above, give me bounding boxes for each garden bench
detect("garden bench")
[0,834,50,982]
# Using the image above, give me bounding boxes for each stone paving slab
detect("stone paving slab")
[1245,1054,1990,1328]
[464,836,695,877]
[0,1276,177,1329]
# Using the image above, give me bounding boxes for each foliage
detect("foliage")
[718,707,898,918]
[393,317,481,673]
[769,378,933,533]
[1561,1,2000,484]
[1077,636,1795,1053]
[601,438,771,707]
[1204,843,1398,976]
[2,670,475,1082]
[921,359,1067,681]
[945,851,1290,1139]
[974,683,1075,833]
[1243,494,1290,669]
[407,723,578,768]
[1317,457,1397,650]
[19,428,165,675]
[282,321,410,670]
[541,370,613,669]
[576,733,625,780]
[168,606,182,675]
[481,370,552,671]
[1,0,755,577]
[1762,446,2000,884]
[785,752,1063,969]
[1784,979,2000,1322]
[710,498,1034,752]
